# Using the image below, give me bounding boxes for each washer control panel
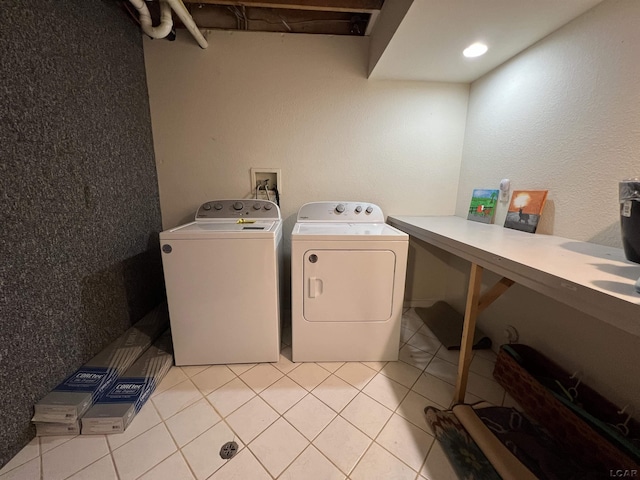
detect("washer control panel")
[196,199,280,220]
[297,202,384,222]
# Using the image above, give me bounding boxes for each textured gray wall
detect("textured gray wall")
[0,0,164,466]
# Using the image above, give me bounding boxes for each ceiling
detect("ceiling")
[131,0,604,83]
[369,0,605,83]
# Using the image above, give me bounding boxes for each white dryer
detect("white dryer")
[291,201,408,362]
[160,199,282,365]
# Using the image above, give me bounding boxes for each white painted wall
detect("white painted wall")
[447,0,640,412]
[143,31,469,303]
[456,0,640,245]
[142,1,640,412]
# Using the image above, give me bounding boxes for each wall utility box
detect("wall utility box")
[251,168,281,198]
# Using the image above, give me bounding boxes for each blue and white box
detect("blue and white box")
[81,331,173,434]
[32,303,169,425]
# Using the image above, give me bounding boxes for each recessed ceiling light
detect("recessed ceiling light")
[463,42,488,58]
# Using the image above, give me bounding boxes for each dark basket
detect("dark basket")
[493,344,640,472]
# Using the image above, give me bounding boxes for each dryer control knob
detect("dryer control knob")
[264,203,273,210]
[253,203,262,210]
[214,203,223,210]
[365,206,374,214]
[335,204,345,213]
[233,202,244,211]
[203,203,212,211]
[355,206,362,213]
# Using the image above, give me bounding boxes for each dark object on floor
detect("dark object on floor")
[415,301,492,350]
[220,441,239,459]
[493,344,640,472]
[425,406,502,480]
[425,404,600,480]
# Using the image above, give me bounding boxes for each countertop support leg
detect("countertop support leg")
[478,277,514,314]
[454,262,483,404]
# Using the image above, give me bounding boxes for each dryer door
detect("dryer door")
[303,249,396,322]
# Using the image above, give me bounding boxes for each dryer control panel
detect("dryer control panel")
[296,202,384,223]
[196,199,281,221]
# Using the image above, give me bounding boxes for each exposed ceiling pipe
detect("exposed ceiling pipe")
[166,0,209,49]
[129,0,173,39]
[128,0,208,49]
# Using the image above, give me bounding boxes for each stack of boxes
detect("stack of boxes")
[82,330,173,434]
[32,303,171,436]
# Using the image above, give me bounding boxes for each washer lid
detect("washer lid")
[291,222,408,241]
[161,220,281,240]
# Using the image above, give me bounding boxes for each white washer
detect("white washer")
[291,201,408,362]
[160,199,282,366]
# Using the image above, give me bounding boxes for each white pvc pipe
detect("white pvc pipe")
[129,0,173,39]
[166,0,209,49]
[128,0,208,49]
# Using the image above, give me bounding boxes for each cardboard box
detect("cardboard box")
[32,303,169,424]
[81,331,173,434]
[34,421,80,437]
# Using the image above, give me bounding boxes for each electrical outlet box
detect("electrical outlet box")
[251,168,281,194]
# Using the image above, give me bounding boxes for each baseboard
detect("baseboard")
[403,299,439,309]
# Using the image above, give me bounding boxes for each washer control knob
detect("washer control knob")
[213,203,223,210]
[264,203,273,210]
[365,206,374,214]
[355,205,362,213]
[335,204,345,213]
[203,203,212,211]
[253,203,262,210]
[233,202,244,211]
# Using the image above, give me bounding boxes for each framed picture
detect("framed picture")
[467,189,499,224]
[504,190,549,233]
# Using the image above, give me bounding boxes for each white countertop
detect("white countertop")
[387,215,640,336]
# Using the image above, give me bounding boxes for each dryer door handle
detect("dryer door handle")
[308,277,323,298]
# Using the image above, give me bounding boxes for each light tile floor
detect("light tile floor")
[1,309,513,480]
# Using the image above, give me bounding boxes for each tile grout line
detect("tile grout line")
[262,388,349,478]
[219,407,279,477]
[262,392,344,477]
[372,372,425,467]
[100,432,118,480]
[203,375,257,419]
[350,347,445,476]
[153,392,199,480]
[39,437,43,480]
[105,435,122,480]
[343,436,376,478]
[22,310,495,480]
[47,435,112,479]
[292,364,400,477]
[158,368,258,479]
[41,434,111,480]
[252,362,368,478]
[417,428,440,479]
[116,378,202,480]
[244,438,281,479]
[0,438,41,479]
[110,399,174,480]
[358,403,419,477]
